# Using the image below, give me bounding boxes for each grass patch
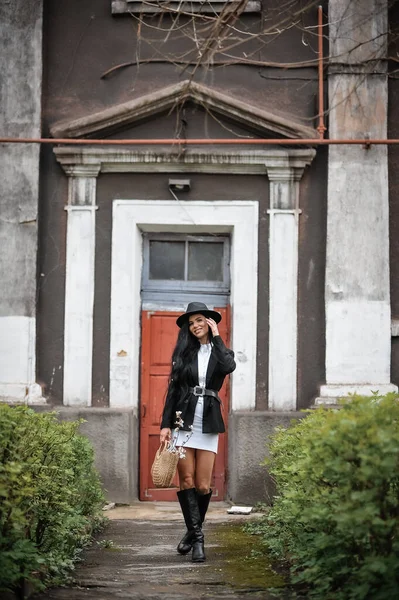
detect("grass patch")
[208,522,286,592]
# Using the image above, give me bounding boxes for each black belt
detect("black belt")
[189,386,220,400]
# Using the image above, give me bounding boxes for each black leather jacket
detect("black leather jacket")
[160,335,236,434]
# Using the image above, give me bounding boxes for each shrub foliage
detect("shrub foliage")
[254,394,399,600]
[0,405,105,595]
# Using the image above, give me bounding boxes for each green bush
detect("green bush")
[252,394,399,600]
[0,405,106,596]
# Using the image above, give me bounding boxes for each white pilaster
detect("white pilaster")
[266,164,304,410]
[318,0,397,403]
[63,166,100,406]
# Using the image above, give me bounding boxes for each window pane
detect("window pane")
[149,241,185,280]
[188,242,224,281]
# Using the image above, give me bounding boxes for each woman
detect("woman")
[160,301,236,563]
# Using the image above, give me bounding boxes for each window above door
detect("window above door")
[141,233,230,305]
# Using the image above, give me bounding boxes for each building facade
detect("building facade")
[1,0,398,503]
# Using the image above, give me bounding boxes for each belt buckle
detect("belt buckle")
[193,385,205,396]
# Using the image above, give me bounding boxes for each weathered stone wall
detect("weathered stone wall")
[0,0,43,401]
[228,412,304,504]
[319,0,397,402]
[56,407,137,504]
[31,406,137,503]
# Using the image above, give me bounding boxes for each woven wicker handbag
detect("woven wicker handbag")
[151,441,179,488]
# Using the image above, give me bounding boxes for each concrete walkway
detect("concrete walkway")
[32,503,290,600]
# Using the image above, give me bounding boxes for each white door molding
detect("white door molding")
[110,200,259,412]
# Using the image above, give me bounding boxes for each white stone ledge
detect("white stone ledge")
[315,383,398,405]
[0,383,45,404]
[54,147,316,176]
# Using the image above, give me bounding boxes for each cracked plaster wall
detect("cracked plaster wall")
[0,0,42,317]
[0,0,43,397]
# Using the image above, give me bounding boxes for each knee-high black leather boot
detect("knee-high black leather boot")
[177,489,212,555]
[177,488,206,562]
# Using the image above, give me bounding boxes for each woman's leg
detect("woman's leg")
[177,447,196,489]
[194,449,216,494]
[176,487,205,562]
[194,449,214,532]
[176,448,198,556]
[176,449,205,562]
[176,448,214,561]
[176,447,216,491]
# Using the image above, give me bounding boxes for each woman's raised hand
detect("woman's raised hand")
[206,317,219,337]
[160,427,171,444]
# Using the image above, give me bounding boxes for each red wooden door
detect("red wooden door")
[139,308,230,501]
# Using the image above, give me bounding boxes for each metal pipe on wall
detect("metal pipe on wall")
[317,5,327,139]
[1,137,399,145]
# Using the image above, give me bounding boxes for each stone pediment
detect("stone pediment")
[50,80,318,140]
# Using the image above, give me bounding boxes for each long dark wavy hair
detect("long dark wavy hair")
[167,318,214,399]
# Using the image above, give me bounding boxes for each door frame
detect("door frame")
[110,200,258,499]
[110,200,259,413]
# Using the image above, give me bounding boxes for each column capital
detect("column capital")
[66,168,99,207]
[265,164,307,183]
[63,165,101,178]
[264,149,316,182]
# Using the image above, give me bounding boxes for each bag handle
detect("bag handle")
[157,440,169,455]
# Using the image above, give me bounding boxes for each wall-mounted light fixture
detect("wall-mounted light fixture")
[168,178,191,192]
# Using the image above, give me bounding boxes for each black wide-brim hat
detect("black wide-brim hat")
[176,302,222,328]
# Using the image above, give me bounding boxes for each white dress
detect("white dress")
[174,343,219,454]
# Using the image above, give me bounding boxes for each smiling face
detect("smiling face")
[188,313,210,344]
